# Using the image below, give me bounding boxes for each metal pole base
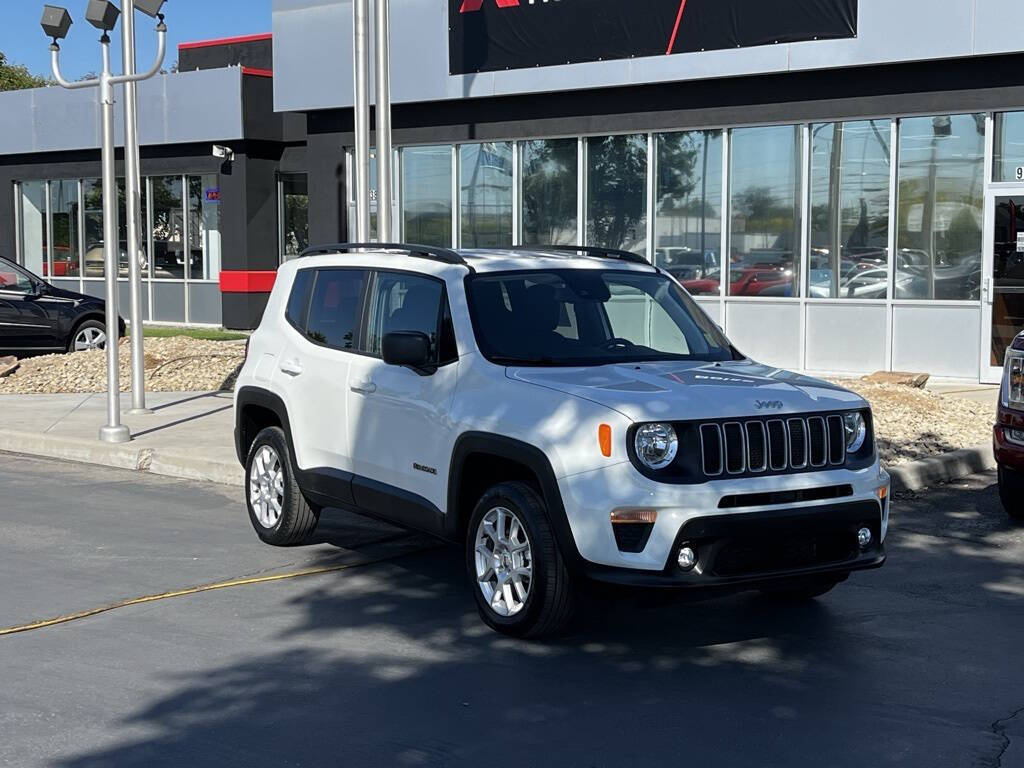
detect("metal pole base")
[98,424,131,443]
[127,408,154,416]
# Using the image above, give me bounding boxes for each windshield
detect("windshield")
[467,269,739,366]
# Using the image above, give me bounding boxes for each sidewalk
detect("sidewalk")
[0,391,241,486]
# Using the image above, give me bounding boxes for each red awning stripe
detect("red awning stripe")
[219,270,277,293]
[179,33,273,51]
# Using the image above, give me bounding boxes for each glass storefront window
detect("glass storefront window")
[521,138,578,246]
[188,174,221,280]
[279,174,308,260]
[654,130,723,295]
[150,175,185,280]
[729,125,802,297]
[896,114,985,300]
[117,178,148,279]
[460,142,513,248]
[586,134,648,256]
[49,180,80,278]
[82,178,106,278]
[994,112,1024,182]
[809,120,891,299]
[401,145,452,247]
[18,181,47,278]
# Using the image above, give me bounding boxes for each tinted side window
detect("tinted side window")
[305,269,368,350]
[365,272,443,360]
[285,269,313,331]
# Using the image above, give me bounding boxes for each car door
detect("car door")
[346,270,460,524]
[0,262,57,351]
[275,267,370,484]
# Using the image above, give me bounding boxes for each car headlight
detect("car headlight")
[842,411,867,453]
[634,423,678,470]
[1006,351,1024,409]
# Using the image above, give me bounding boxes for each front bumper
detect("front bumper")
[582,501,885,588]
[557,460,888,585]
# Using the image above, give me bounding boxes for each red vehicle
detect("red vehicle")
[995,329,1024,519]
[729,266,794,296]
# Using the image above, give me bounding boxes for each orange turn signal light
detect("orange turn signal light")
[878,485,888,501]
[598,423,612,457]
[611,508,657,525]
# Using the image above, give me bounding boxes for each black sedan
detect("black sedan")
[0,255,125,355]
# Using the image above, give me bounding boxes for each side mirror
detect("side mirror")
[31,281,48,297]
[382,331,434,374]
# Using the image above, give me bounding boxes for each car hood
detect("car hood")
[507,359,867,423]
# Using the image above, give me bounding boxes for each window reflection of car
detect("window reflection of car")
[730,265,793,296]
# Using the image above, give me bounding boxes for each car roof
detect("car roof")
[458,248,654,274]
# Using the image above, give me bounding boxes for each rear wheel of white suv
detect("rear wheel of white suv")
[245,426,321,545]
[466,482,574,638]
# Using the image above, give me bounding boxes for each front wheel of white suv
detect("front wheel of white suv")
[466,482,575,638]
[245,426,321,546]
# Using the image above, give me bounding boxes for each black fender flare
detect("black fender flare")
[447,432,583,567]
[234,386,296,466]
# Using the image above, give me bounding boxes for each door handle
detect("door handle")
[349,379,377,394]
[279,359,304,376]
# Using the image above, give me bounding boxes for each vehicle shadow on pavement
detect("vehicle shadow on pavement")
[54,474,1024,768]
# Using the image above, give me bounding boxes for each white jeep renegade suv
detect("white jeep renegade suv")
[234,243,889,637]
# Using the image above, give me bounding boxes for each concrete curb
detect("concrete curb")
[0,429,243,487]
[886,443,996,493]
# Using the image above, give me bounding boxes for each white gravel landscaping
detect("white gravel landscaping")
[829,378,995,465]
[0,336,244,395]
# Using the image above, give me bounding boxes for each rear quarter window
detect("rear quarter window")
[285,269,314,332]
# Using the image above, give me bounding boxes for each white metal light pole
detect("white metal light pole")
[43,2,166,443]
[374,0,393,242]
[353,0,372,242]
[121,0,166,415]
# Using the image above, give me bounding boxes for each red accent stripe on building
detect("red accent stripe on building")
[241,67,274,78]
[666,0,688,54]
[179,33,273,51]
[219,270,277,293]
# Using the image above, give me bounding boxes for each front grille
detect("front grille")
[699,414,847,478]
[710,529,856,577]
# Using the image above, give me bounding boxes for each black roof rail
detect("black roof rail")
[299,242,468,266]
[516,244,651,266]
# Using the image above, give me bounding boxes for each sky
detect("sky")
[2,0,272,81]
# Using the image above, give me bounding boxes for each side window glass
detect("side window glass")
[0,265,34,294]
[285,269,313,331]
[365,272,443,360]
[305,269,367,350]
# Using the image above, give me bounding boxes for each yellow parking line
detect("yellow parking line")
[0,553,416,637]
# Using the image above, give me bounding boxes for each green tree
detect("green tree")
[0,51,52,91]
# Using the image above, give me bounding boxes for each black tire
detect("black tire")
[759,575,843,601]
[998,465,1024,521]
[244,426,320,546]
[67,318,108,353]
[466,481,574,638]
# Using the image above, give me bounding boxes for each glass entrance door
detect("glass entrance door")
[983,193,1024,382]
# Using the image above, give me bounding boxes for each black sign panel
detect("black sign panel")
[449,0,857,75]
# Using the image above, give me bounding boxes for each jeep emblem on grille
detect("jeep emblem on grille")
[755,400,784,410]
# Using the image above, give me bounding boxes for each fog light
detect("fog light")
[677,545,697,571]
[857,527,872,549]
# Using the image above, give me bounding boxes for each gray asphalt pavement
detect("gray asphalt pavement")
[0,453,1022,768]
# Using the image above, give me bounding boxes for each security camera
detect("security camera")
[212,145,235,162]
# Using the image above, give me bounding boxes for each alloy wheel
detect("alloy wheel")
[73,326,106,351]
[474,505,533,617]
[249,445,285,529]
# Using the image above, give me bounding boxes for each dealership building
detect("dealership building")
[2,0,1024,383]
